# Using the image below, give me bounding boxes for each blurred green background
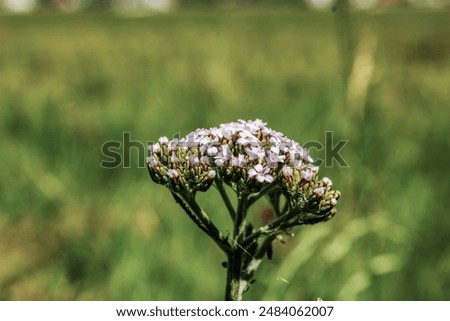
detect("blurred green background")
[1,7,449,300]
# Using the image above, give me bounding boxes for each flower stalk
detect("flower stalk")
[146,119,340,300]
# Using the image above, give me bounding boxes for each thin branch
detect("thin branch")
[242,207,302,248]
[255,234,278,260]
[214,176,236,221]
[247,181,279,208]
[174,192,231,254]
[171,192,210,235]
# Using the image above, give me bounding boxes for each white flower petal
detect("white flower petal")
[282,165,293,177]
[322,177,332,186]
[158,136,169,145]
[207,170,216,179]
[207,146,218,156]
[314,187,325,196]
[167,169,179,178]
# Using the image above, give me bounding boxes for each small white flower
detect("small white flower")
[215,158,225,167]
[200,156,210,165]
[314,187,325,196]
[150,143,161,153]
[269,136,282,145]
[245,146,266,159]
[158,136,169,145]
[282,165,293,177]
[331,198,337,206]
[207,170,216,179]
[249,164,274,183]
[167,169,179,178]
[322,177,332,186]
[280,140,293,153]
[270,145,280,154]
[252,118,266,128]
[267,151,285,164]
[263,174,274,183]
[220,127,234,139]
[211,127,223,139]
[237,130,259,146]
[219,144,231,160]
[185,133,199,148]
[292,158,303,169]
[188,156,200,166]
[245,121,263,134]
[207,146,218,156]
[147,156,157,166]
[301,168,313,181]
[168,139,179,152]
[248,164,263,177]
[195,128,210,136]
[170,153,179,163]
[231,154,246,168]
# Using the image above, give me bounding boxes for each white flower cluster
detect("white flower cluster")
[148,119,319,186]
[147,119,340,221]
[147,119,339,219]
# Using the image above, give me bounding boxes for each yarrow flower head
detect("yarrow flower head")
[146,119,341,301]
[147,119,340,223]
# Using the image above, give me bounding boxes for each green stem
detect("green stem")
[171,192,210,235]
[242,207,302,248]
[173,192,231,254]
[247,181,279,208]
[225,190,248,301]
[214,177,236,221]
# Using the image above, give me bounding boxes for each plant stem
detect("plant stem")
[247,181,279,208]
[224,191,248,301]
[172,192,231,254]
[214,177,236,221]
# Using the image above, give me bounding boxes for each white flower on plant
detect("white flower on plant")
[266,150,285,164]
[270,145,280,154]
[185,133,200,148]
[216,144,231,162]
[170,153,179,163]
[207,170,216,179]
[248,164,274,183]
[146,119,341,302]
[282,165,293,177]
[168,139,179,152]
[215,158,225,167]
[301,168,313,181]
[245,119,266,134]
[150,142,161,154]
[322,177,332,186]
[231,154,246,168]
[147,156,158,166]
[207,146,219,156]
[158,136,169,145]
[314,187,325,196]
[167,169,179,178]
[237,129,259,146]
[211,127,224,139]
[245,146,266,160]
[220,126,234,139]
[188,155,200,166]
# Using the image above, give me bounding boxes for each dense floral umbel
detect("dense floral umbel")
[146,119,341,300]
[147,119,340,221]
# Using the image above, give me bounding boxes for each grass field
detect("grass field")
[0,8,449,300]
